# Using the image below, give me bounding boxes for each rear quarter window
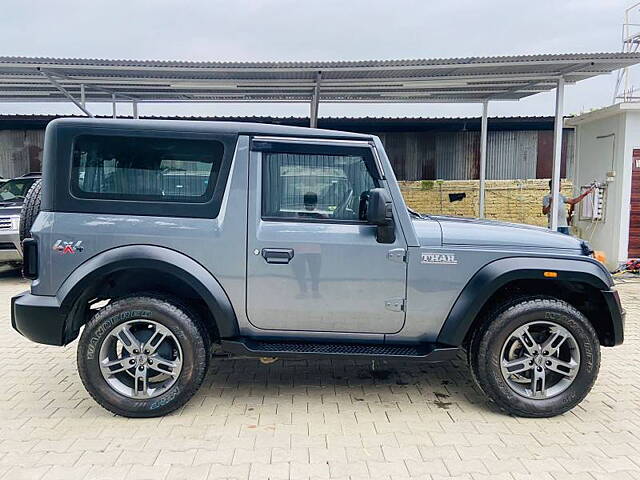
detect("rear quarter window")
[71,135,224,203]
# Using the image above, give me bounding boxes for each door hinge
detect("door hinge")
[385,298,405,312]
[387,248,406,263]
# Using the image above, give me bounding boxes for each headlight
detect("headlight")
[9,215,20,231]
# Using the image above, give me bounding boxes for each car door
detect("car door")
[246,137,408,334]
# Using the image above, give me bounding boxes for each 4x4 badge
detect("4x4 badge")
[53,240,84,254]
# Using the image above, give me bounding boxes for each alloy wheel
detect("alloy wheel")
[98,319,183,399]
[500,321,580,399]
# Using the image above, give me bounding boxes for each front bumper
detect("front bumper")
[11,291,66,346]
[0,229,22,262]
[603,288,625,346]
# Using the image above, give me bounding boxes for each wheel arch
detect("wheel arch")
[437,256,620,348]
[57,245,238,344]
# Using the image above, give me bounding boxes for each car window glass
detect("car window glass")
[71,135,224,203]
[0,179,36,201]
[263,152,376,221]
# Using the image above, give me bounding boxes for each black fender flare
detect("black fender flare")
[57,245,238,342]
[436,256,613,347]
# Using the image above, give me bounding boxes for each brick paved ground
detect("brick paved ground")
[0,269,638,480]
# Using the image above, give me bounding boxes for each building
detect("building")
[568,103,640,269]
[0,114,574,182]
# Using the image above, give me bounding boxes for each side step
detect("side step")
[219,339,459,362]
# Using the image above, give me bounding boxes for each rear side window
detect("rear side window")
[71,135,224,203]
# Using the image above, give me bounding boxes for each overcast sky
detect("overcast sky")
[1,0,638,119]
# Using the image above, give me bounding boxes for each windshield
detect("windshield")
[0,178,37,202]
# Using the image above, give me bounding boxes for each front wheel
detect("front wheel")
[469,297,600,417]
[77,295,209,417]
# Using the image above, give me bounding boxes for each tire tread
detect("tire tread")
[469,296,600,418]
[77,294,209,418]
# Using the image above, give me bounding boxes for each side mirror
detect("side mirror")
[364,188,395,243]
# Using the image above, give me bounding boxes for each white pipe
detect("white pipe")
[550,77,565,231]
[479,101,489,218]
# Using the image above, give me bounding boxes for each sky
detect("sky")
[1,0,638,119]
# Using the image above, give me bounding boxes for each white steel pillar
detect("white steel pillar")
[310,71,321,128]
[478,100,489,218]
[132,100,139,119]
[80,84,86,108]
[112,93,117,119]
[550,77,565,231]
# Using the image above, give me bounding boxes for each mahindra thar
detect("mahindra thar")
[11,118,624,418]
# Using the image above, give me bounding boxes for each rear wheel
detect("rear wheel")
[77,295,209,417]
[469,297,600,417]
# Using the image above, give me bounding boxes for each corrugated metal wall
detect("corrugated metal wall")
[377,129,574,181]
[487,130,538,180]
[0,126,574,182]
[0,129,44,178]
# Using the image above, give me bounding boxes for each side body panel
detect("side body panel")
[391,244,612,344]
[31,136,251,332]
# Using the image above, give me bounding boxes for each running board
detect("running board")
[218,339,459,362]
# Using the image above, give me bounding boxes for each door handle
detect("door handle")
[262,248,294,264]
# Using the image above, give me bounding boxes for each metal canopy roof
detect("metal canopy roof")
[1,53,640,104]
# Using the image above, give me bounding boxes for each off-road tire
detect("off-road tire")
[77,295,210,418]
[469,296,600,418]
[19,179,42,243]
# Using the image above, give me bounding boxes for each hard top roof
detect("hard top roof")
[49,117,373,140]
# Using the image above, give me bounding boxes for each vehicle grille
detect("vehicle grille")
[0,217,12,230]
[0,242,15,250]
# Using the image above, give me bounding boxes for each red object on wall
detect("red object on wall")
[536,131,568,179]
[630,149,640,258]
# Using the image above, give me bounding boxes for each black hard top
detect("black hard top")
[48,117,374,141]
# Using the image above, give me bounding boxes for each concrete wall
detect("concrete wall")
[570,105,638,270]
[399,179,573,227]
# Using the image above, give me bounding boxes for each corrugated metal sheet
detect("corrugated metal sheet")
[0,129,43,178]
[435,132,479,180]
[487,131,537,180]
[1,53,639,104]
[0,124,575,182]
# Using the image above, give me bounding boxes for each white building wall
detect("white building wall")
[570,104,638,270]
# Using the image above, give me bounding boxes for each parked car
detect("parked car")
[12,119,624,418]
[0,173,40,263]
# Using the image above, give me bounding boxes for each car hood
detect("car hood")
[0,203,22,216]
[415,215,585,252]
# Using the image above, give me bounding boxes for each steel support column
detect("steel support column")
[112,93,117,119]
[310,72,321,128]
[132,100,139,119]
[80,84,86,107]
[478,100,489,218]
[40,71,93,117]
[550,77,565,231]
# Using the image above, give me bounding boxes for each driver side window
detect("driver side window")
[262,151,377,221]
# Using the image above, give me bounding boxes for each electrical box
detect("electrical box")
[579,184,606,221]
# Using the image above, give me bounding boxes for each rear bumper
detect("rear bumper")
[603,288,625,346]
[11,291,66,346]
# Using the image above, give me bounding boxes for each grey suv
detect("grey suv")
[11,118,624,418]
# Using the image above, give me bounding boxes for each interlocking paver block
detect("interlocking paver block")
[0,276,638,480]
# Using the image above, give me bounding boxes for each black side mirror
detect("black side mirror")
[364,188,395,243]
